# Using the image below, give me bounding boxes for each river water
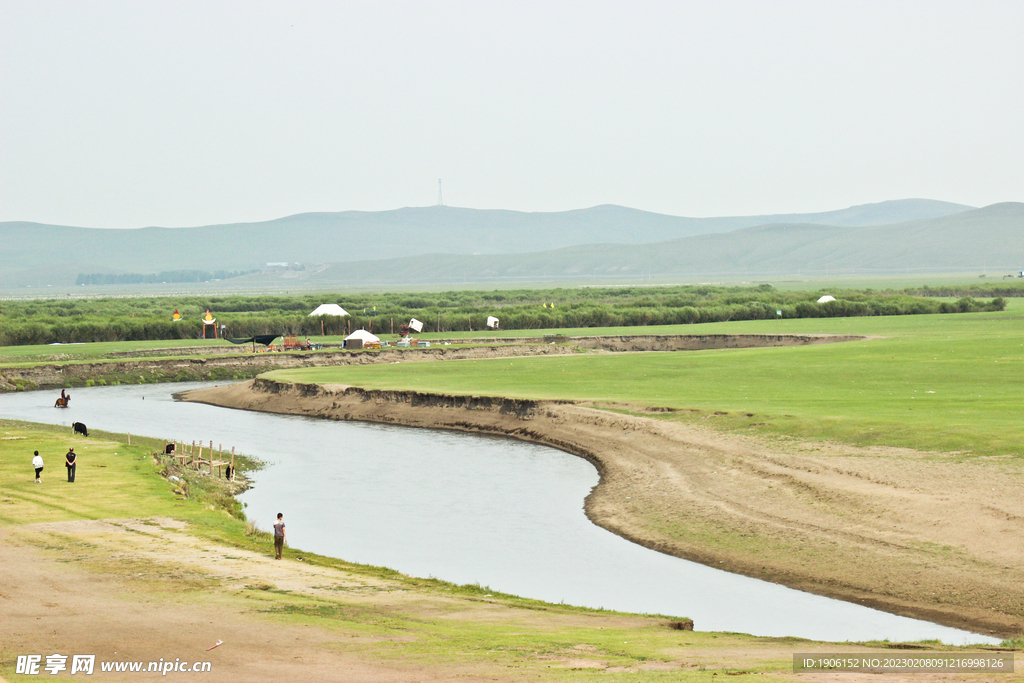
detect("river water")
[0,382,997,645]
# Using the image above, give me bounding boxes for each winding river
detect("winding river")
[0,382,997,645]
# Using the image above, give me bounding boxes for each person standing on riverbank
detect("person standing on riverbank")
[32,451,43,483]
[65,447,77,483]
[273,513,287,560]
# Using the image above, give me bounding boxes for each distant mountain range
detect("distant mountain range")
[307,203,1022,285]
[3,198,1019,288]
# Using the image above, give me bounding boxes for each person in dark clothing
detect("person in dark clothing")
[65,447,77,483]
[273,513,287,559]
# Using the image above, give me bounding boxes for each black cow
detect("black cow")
[164,443,176,454]
[72,422,89,437]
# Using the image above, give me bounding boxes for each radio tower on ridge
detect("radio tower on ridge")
[437,179,443,206]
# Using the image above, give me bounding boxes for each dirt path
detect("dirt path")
[2,517,518,682]
[184,379,1024,638]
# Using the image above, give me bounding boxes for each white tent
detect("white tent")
[816,295,836,304]
[344,329,380,343]
[486,316,499,329]
[309,303,349,317]
[408,318,424,333]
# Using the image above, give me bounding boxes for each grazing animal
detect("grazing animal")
[164,443,176,454]
[72,422,89,437]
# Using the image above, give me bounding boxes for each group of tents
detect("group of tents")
[226,303,382,349]
[307,304,383,345]
[224,302,500,350]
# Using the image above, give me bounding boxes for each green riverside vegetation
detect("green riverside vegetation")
[0,284,1009,346]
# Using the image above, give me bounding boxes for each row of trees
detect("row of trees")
[0,287,1005,346]
[75,269,254,286]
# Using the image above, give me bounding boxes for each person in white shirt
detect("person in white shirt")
[32,450,44,483]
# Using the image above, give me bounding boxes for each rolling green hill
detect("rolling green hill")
[304,203,1024,285]
[0,199,970,287]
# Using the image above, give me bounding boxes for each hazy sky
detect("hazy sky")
[2,0,1021,228]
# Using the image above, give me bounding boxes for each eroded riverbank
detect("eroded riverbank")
[0,333,864,392]
[184,378,1024,638]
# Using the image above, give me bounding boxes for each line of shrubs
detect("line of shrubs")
[0,290,1005,346]
[900,282,1024,298]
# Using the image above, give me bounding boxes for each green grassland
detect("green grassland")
[0,421,250,532]
[265,302,1024,458]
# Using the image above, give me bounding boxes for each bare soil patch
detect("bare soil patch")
[0,526,477,682]
[0,519,640,681]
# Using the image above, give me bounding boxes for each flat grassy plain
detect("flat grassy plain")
[265,302,1024,458]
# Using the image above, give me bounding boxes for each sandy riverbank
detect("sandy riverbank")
[184,379,1024,638]
[0,519,709,681]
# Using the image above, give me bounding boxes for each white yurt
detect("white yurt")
[816,295,836,304]
[309,303,349,317]
[344,329,380,344]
